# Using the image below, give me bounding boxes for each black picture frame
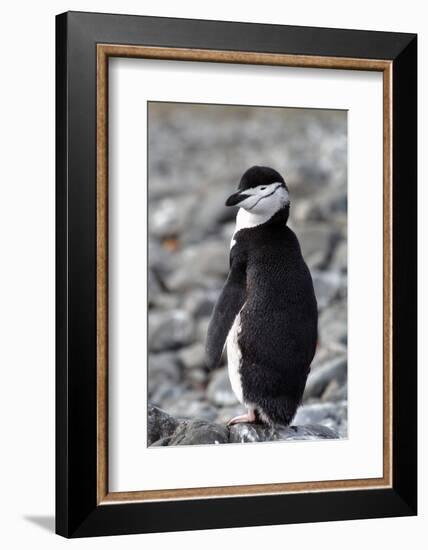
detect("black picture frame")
[56,11,417,538]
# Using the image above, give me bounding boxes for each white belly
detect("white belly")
[226,309,244,404]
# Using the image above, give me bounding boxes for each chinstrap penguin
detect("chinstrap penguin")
[206,166,318,426]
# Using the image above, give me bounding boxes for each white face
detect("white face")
[237,182,289,216]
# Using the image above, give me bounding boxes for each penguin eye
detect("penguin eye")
[260,186,267,190]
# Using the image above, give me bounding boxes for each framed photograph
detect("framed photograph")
[56,11,417,538]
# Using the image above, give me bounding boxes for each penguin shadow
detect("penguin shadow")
[23,515,55,533]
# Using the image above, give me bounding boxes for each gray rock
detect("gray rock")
[148,269,162,304]
[294,402,347,426]
[148,239,172,273]
[147,405,180,446]
[148,405,341,446]
[163,392,219,422]
[338,419,348,438]
[178,342,206,370]
[330,381,348,402]
[320,417,342,433]
[177,343,209,384]
[149,196,198,239]
[148,309,195,352]
[229,423,269,443]
[148,353,181,401]
[293,188,347,224]
[182,186,237,243]
[150,382,189,408]
[312,270,344,310]
[294,224,337,270]
[196,317,212,346]
[186,367,209,385]
[295,224,336,267]
[291,164,329,196]
[322,379,348,402]
[319,303,348,347]
[150,436,173,446]
[330,240,347,273]
[310,347,343,369]
[169,420,229,446]
[304,355,347,400]
[162,388,204,406]
[280,424,339,440]
[207,367,239,407]
[229,422,339,443]
[181,288,218,319]
[165,240,228,292]
[150,292,181,311]
[321,378,340,401]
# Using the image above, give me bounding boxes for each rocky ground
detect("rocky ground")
[147,103,347,446]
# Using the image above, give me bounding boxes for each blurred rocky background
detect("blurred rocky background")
[147,102,347,446]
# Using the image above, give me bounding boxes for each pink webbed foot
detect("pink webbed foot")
[227,409,256,426]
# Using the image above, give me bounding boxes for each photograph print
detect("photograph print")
[147,102,347,447]
[55,14,417,537]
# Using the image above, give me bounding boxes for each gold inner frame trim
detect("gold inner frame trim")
[96,44,393,505]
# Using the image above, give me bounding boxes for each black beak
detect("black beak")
[225,191,249,207]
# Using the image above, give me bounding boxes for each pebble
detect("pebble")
[147,405,180,446]
[330,239,347,273]
[207,368,239,407]
[293,401,347,427]
[181,289,219,319]
[228,422,339,444]
[304,355,347,400]
[312,270,344,311]
[169,420,229,446]
[148,353,181,401]
[294,224,337,270]
[165,241,229,292]
[319,304,348,347]
[148,309,195,352]
[149,196,198,239]
[162,390,219,422]
[178,342,206,370]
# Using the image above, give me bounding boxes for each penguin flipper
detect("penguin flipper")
[205,255,246,370]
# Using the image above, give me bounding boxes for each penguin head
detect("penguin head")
[225,166,290,217]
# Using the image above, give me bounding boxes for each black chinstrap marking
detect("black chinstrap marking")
[247,184,283,210]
